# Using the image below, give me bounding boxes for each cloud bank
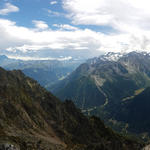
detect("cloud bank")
[0,18,150,56]
[1,0,150,58]
[63,0,150,32]
[62,0,150,52]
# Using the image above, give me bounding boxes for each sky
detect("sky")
[1,0,150,59]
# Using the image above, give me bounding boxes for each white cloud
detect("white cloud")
[7,55,72,61]
[62,0,150,33]
[50,1,57,5]
[1,18,150,57]
[60,0,150,53]
[47,9,61,16]
[53,24,78,30]
[32,20,49,30]
[0,18,102,52]
[0,3,19,15]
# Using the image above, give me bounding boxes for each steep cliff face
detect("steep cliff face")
[0,67,144,150]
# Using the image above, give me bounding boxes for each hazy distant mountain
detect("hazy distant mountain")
[0,55,84,89]
[0,67,143,150]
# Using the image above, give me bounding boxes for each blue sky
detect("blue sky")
[0,0,114,32]
[1,0,150,60]
[0,0,67,27]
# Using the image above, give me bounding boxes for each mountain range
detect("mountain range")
[0,67,144,150]
[52,51,150,137]
[0,55,84,89]
[2,51,150,145]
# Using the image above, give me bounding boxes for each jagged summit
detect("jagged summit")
[88,51,150,65]
[99,52,124,62]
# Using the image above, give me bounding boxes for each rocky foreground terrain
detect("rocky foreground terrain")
[0,67,145,150]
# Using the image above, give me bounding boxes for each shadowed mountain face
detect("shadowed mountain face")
[0,67,144,150]
[114,87,150,134]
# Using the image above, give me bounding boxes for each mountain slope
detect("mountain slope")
[114,87,150,134]
[53,52,150,110]
[0,67,144,150]
[55,75,106,108]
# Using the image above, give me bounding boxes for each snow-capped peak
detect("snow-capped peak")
[99,51,150,62]
[88,51,150,65]
[99,52,125,62]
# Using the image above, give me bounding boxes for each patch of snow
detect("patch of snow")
[88,51,150,65]
[99,52,125,62]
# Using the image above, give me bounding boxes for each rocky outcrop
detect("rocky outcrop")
[0,143,19,150]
